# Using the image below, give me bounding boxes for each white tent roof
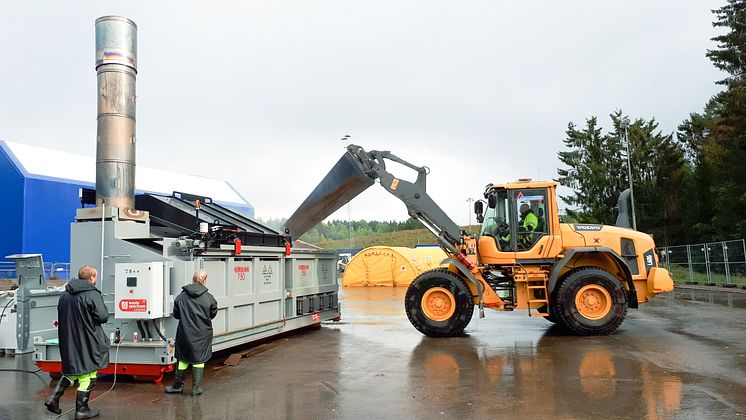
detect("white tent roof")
[2,139,249,206]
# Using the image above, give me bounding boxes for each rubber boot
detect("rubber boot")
[44,376,71,414]
[75,390,100,419]
[165,368,187,394]
[191,367,204,396]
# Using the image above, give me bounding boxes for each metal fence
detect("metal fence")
[657,240,746,286]
[0,262,71,281]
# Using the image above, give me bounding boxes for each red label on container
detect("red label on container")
[234,265,250,281]
[298,264,309,275]
[119,299,147,312]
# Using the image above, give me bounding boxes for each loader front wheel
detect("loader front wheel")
[405,269,474,337]
[555,268,627,336]
[538,302,560,324]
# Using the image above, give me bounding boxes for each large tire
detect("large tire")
[554,267,627,336]
[405,269,474,337]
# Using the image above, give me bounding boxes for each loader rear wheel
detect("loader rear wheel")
[405,269,474,337]
[555,268,627,336]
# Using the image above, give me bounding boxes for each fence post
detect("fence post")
[687,245,693,283]
[704,243,712,284]
[723,241,731,285]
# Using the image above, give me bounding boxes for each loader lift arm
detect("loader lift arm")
[344,145,485,317]
[284,144,465,256]
[345,145,464,256]
[284,144,488,318]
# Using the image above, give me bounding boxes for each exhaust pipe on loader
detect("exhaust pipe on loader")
[615,189,631,229]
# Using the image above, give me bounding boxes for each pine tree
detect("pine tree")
[680,0,746,240]
[677,98,723,242]
[557,111,687,244]
[557,117,627,224]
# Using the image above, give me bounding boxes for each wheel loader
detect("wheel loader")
[284,145,674,336]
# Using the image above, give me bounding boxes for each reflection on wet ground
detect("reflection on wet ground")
[1,287,745,419]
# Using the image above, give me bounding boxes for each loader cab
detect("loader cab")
[477,181,561,265]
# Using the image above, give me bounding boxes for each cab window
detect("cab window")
[481,189,511,242]
[511,188,548,251]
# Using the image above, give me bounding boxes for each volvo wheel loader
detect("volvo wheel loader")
[284,145,674,336]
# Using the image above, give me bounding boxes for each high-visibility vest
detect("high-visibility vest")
[522,212,538,231]
[501,211,538,242]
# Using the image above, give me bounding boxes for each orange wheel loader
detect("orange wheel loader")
[284,145,674,336]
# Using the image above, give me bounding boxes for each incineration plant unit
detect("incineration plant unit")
[32,16,340,380]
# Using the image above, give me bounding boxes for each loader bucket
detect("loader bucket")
[285,151,375,239]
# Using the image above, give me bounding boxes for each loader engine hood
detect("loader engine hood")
[561,223,660,268]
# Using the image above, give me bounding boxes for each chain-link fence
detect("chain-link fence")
[658,240,746,287]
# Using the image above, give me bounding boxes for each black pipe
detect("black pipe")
[150,320,168,342]
[0,298,14,326]
[143,321,153,340]
[136,320,148,341]
[143,320,152,340]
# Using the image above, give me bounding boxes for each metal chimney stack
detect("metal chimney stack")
[95,16,137,209]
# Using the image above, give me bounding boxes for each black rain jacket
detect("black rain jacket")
[58,279,110,375]
[173,283,218,364]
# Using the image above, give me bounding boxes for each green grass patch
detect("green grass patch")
[668,265,746,287]
[313,225,481,250]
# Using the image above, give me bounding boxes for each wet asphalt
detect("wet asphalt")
[1,286,745,419]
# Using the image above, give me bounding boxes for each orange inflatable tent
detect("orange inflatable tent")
[341,246,447,287]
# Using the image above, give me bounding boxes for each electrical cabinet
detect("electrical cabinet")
[114,262,164,319]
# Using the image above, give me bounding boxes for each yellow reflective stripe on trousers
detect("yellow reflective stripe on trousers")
[67,371,97,390]
[177,361,205,370]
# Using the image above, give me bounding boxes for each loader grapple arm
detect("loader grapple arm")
[285,145,463,255]
[284,150,376,239]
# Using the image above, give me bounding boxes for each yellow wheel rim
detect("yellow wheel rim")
[575,284,612,320]
[421,287,456,322]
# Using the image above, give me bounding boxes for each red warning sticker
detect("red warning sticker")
[119,299,147,312]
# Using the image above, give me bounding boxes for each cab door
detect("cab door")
[508,188,554,262]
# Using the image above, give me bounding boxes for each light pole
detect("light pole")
[342,134,353,247]
[466,197,474,228]
[347,202,353,248]
[622,118,637,230]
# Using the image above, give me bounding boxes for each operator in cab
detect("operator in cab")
[499,203,538,250]
[518,203,538,233]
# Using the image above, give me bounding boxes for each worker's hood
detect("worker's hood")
[182,283,209,297]
[65,279,99,295]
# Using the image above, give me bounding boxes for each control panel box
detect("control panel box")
[115,262,164,319]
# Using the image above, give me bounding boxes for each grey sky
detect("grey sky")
[0,1,724,225]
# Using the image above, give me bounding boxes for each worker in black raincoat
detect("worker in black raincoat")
[44,265,109,419]
[165,270,218,395]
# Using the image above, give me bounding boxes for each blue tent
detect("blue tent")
[0,139,254,267]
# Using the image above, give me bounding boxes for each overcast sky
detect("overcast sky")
[0,1,725,226]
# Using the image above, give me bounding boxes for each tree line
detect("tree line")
[557,0,746,246]
[256,217,423,244]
